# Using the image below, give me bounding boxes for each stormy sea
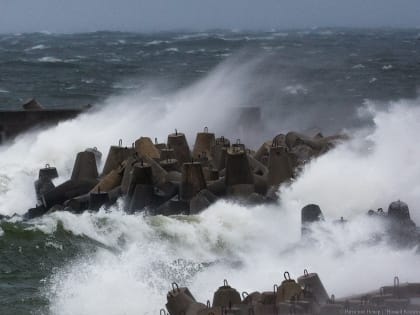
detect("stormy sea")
[0,29,420,314]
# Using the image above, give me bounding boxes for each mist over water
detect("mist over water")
[0,55,265,215]
[281,100,420,223]
[0,32,419,314]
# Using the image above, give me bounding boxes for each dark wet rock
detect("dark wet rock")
[23,206,47,219]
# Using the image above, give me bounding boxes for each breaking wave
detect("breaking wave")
[0,55,419,314]
[38,56,63,63]
[26,44,48,51]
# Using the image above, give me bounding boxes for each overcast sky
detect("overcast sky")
[0,0,419,33]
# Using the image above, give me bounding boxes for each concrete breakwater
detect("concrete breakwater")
[24,128,345,219]
[163,272,420,315]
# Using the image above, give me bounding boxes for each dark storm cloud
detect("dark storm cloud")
[0,0,419,33]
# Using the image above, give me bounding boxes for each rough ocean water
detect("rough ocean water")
[0,29,420,314]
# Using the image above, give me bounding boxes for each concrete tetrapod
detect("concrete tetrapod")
[167,130,191,166]
[180,162,207,201]
[102,140,135,176]
[192,127,216,160]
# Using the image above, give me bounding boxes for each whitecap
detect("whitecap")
[164,47,179,52]
[273,32,289,37]
[173,33,209,40]
[352,64,365,69]
[0,89,9,93]
[144,40,169,46]
[25,44,47,51]
[45,241,63,250]
[186,48,206,54]
[318,30,334,36]
[369,77,378,83]
[216,36,243,42]
[283,84,308,95]
[261,46,273,51]
[245,36,275,41]
[82,79,94,84]
[38,56,63,63]
[382,64,393,70]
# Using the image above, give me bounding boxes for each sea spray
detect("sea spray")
[0,54,419,314]
[0,56,268,216]
[40,99,420,314]
[1,29,420,315]
[40,200,419,315]
[281,100,420,223]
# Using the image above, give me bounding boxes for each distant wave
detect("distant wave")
[38,30,53,35]
[318,30,335,36]
[186,48,207,54]
[173,33,209,40]
[273,32,289,37]
[82,78,95,84]
[25,44,48,51]
[0,88,9,93]
[164,47,179,52]
[144,40,170,46]
[215,36,244,42]
[38,56,63,63]
[245,35,276,41]
[283,84,308,95]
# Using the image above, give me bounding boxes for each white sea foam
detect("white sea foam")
[24,96,420,314]
[0,55,419,314]
[26,44,47,51]
[282,100,420,223]
[165,47,179,52]
[186,48,207,54]
[318,30,334,36]
[81,78,94,84]
[0,56,267,215]
[0,89,9,93]
[283,84,308,95]
[38,56,63,63]
[144,40,170,46]
[273,32,289,37]
[42,197,420,315]
[173,33,209,41]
